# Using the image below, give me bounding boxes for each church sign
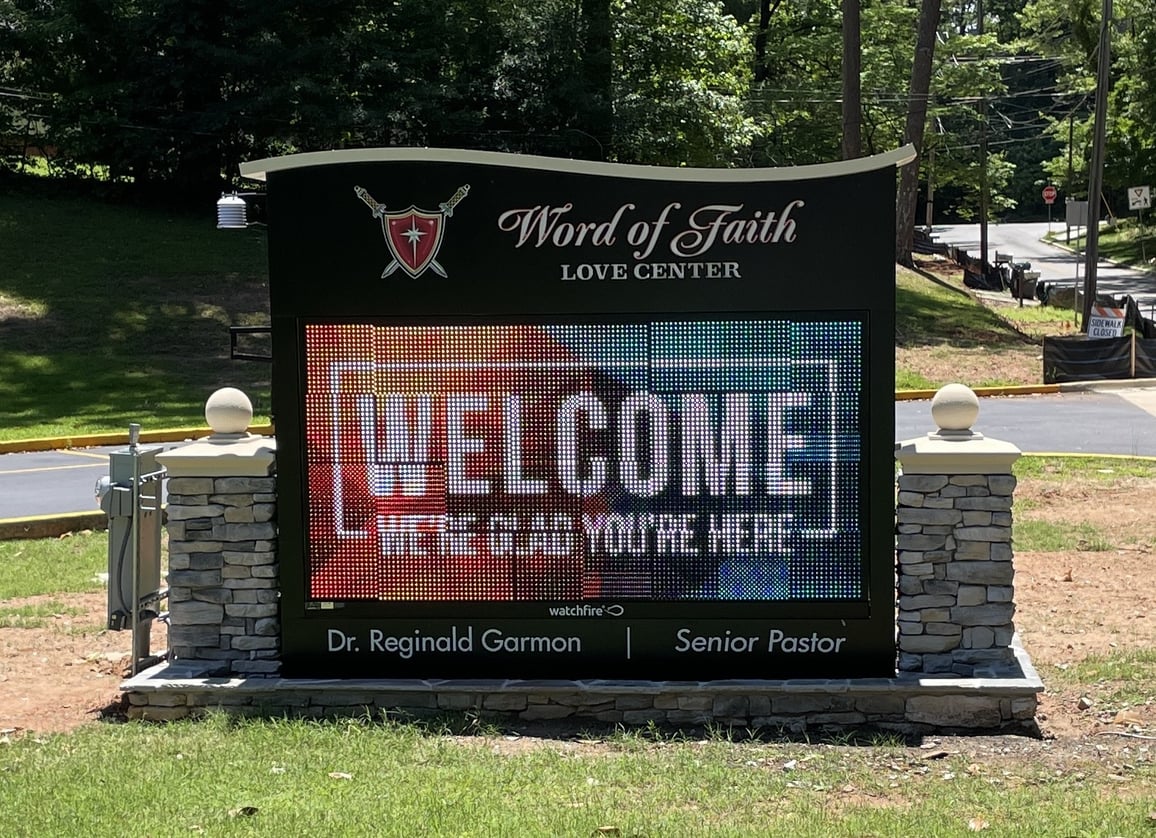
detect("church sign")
[240,146,911,679]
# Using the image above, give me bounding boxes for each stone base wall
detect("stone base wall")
[895,472,1016,675]
[166,476,280,675]
[123,643,1041,733]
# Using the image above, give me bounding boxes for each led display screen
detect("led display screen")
[304,318,864,609]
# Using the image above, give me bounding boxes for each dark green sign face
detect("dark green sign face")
[246,148,904,679]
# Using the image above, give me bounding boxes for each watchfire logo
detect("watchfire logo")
[547,604,626,618]
[355,184,470,278]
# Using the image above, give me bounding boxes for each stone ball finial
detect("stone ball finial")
[205,387,254,435]
[930,383,979,433]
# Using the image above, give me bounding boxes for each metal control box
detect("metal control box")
[99,426,166,672]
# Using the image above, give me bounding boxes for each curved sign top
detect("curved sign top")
[241,144,915,183]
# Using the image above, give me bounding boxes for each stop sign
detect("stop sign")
[1043,185,1057,204]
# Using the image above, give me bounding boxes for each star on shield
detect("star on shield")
[385,208,445,278]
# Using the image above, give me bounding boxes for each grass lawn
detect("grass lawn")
[1067,216,1156,269]
[1,714,1152,837]
[0,531,107,599]
[895,265,1049,390]
[0,190,272,441]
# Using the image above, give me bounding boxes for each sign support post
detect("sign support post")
[1129,186,1151,264]
[1043,184,1057,231]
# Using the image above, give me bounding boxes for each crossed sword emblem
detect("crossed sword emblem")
[354,184,470,278]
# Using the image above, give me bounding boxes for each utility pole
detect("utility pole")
[977,0,989,273]
[1081,0,1112,332]
[925,146,936,229]
[1067,111,1074,245]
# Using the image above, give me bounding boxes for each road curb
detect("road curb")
[0,512,108,541]
[1044,234,1155,275]
[894,384,1060,401]
[7,381,1154,450]
[1023,452,1156,461]
[0,389,1078,449]
[0,423,276,455]
[4,384,1151,449]
[1057,378,1156,392]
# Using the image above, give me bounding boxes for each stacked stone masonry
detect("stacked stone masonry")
[895,472,1016,675]
[123,673,1041,732]
[166,476,280,676]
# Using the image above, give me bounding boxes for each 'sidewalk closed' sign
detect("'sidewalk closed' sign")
[1087,305,1126,339]
[240,147,912,680]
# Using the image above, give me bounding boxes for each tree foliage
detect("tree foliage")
[1,0,1153,232]
[1,0,756,197]
[612,0,755,166]
[1020,0,1156,208]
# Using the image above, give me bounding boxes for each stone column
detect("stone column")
[156,388,278,676]
[894,384,1021,676]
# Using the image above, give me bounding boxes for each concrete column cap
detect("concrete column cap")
[157,388,276,477]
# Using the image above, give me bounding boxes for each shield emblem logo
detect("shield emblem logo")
[383,208,445,278]
[354,184,469,279]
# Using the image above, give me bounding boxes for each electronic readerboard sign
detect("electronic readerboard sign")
[240,147,911,680]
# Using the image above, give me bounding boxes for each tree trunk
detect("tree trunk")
[755,0,771,82]
[895,0,943,266]
[754,0,785,83]
[581,0,613,161]
[842,0,861,159]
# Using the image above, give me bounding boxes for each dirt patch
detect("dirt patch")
[0,591,167,735]
[1010,473,1156,743]
[1,475,1155,777]
[896,343,1044,388]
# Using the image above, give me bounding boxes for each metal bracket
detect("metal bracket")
[229,325,273,362]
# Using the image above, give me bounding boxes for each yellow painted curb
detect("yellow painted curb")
[895,385,1060,401]
[0,424,275,455]
[0,512,108,541]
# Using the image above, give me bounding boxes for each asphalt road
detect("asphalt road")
[3,387,1155,522]
[7,222,1150,524]
[935,221,1156,310]
[0,443,179,521]
[896,387,1156,457]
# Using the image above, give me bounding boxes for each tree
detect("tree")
[842,0,861,159]
[611,0,756,166]
[1020,0,1154,212]
[12,0,1137,227]
[0,0,370,199]
[749,0,924,166]
[3,0,761,195]
[749,0,844,165]
[895,0,943,266]
[484,0,613,158]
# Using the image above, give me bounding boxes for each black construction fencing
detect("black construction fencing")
[1044,334,1156,383]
